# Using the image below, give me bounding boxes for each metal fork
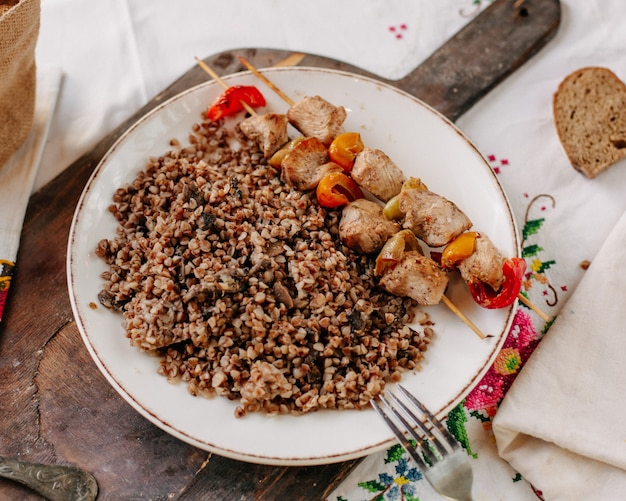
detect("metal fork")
[371,385,474,501]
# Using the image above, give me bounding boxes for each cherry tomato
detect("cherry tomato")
[468,257,526,309]
[316,172,363,208]
[207,85,266,121]
[328,132,364,172]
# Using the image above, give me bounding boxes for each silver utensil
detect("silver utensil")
[371,385,474,501]
[0,455,98,501]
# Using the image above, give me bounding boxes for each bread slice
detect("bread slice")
[553,67,626,178]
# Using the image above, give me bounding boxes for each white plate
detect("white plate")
[68,67,519,466]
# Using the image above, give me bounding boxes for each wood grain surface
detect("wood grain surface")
[0,1,559,499]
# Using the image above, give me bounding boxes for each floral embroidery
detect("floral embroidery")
[0,259,13,289]
[355,443,423,500]
[494,347,522,375]
[446,401,478,458]
[521,194,559,309]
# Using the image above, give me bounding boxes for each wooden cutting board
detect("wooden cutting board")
[0,1,560,499]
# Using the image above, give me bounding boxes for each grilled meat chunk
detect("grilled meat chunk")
[458,233,505,290]
[351,147,406,202]
[287,96,347,146]
[378,250,448,306]
[281,136,342,191]
[339,199,401,254]
[398,189,472,248]
[240,113,289,158]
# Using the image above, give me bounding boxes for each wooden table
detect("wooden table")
[0,2,560,498]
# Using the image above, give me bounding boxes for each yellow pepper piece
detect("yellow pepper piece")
[383,177,429,220]
[375,229,422,276]
[268,136,305,167]
[328,132,364,172]
[441,231,478,269]
[383,195,402,220]
[401,177,428,191]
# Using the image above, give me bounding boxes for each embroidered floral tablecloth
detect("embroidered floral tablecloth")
[33,0,626,499]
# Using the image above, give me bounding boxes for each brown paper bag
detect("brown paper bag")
[0,0,40,170]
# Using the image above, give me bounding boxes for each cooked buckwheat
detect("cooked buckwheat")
[96,114,434,417]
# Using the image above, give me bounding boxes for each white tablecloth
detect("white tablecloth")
[34,1,626,499]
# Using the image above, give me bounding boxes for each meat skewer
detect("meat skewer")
[387,183,549,321]
[237,59,491,339]
[197,59,346,193]
[231,58,551,330]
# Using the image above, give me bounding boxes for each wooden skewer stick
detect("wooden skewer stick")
[517,294,551,322]
[194,57,257,116]
[238,55,295,106]
[441,295,487,340]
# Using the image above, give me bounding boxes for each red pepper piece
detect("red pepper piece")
[316,172,363,208]
[467,257,526,309]
[207,85,266,121]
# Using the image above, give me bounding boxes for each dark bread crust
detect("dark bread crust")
[553,67,626,179]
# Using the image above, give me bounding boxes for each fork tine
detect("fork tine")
[383,391,445,463]
[370,397,429,471]
[397,384,460,451]
[380,394,442,466]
